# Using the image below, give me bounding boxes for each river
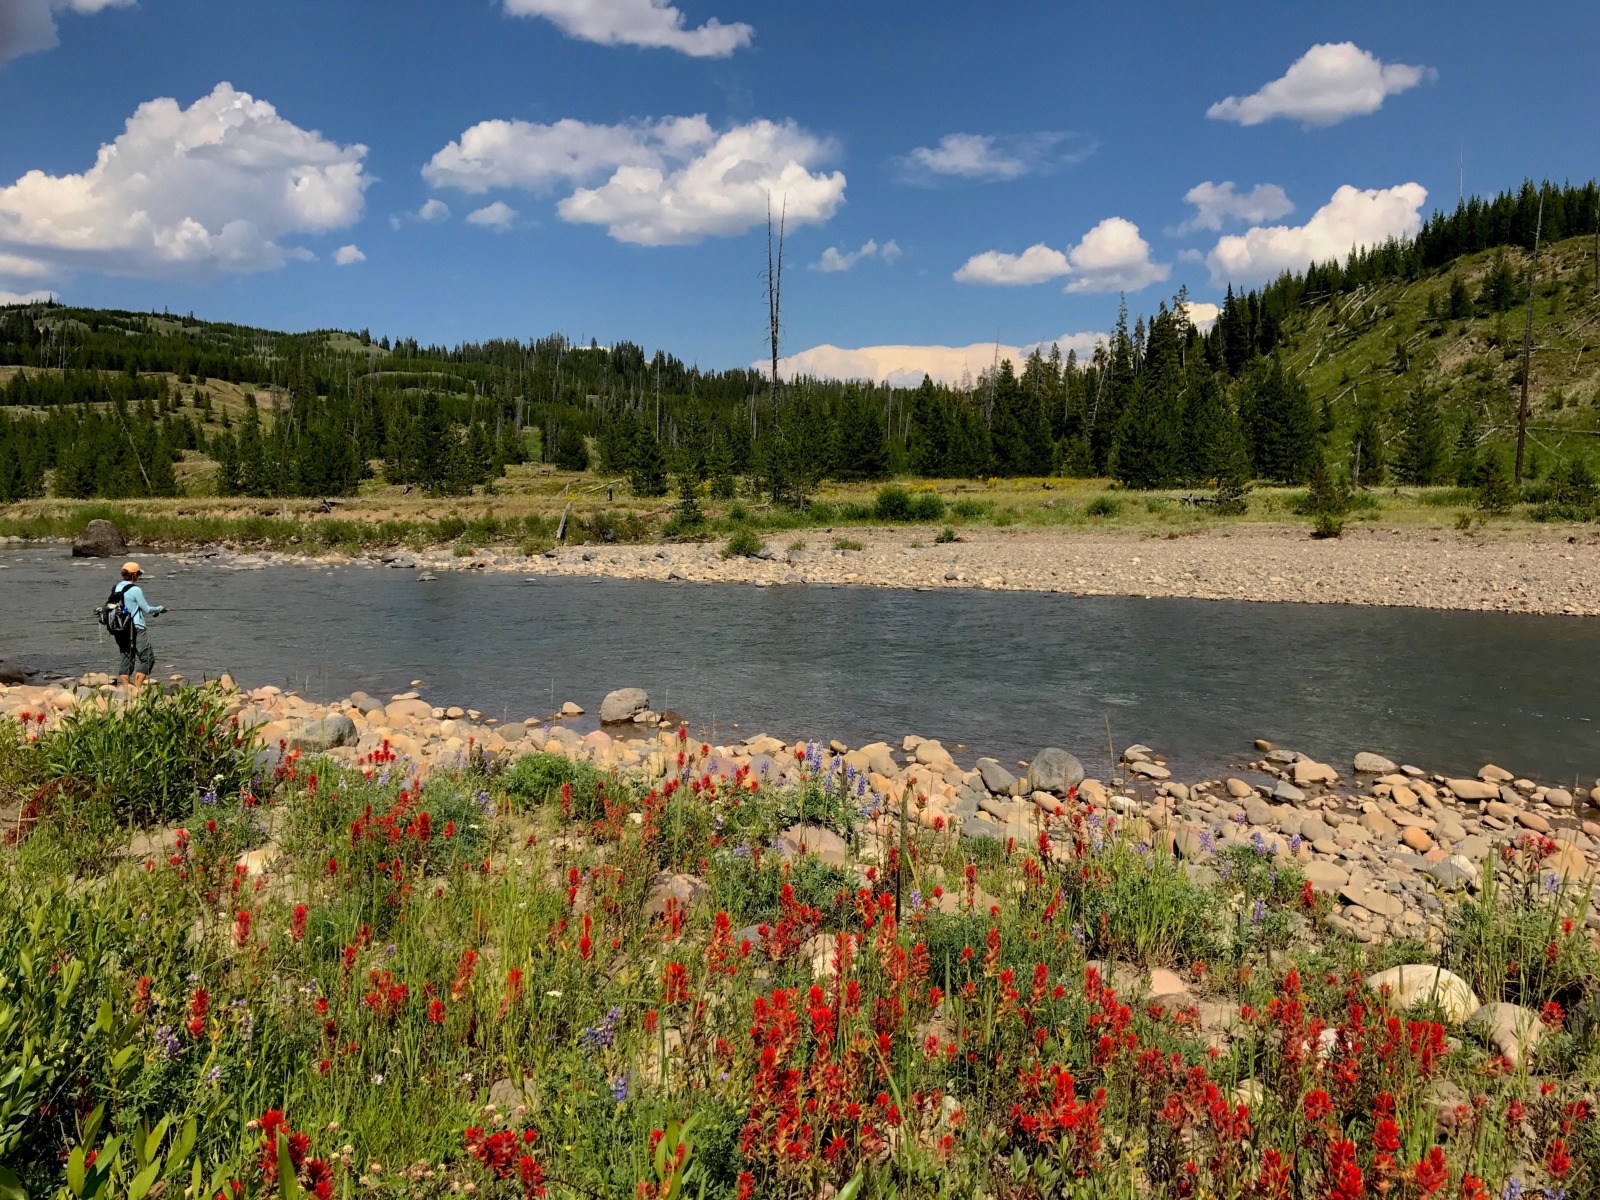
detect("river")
[0,547,1594,783]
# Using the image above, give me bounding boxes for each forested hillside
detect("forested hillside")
[1,178,1595,507]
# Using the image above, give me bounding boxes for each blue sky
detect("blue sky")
[1,0,1596,383]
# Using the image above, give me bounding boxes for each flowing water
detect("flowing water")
[1,547,1595,783]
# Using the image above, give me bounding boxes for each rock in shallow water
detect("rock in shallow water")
[1026,748,1085,795]
[599,687,649,724]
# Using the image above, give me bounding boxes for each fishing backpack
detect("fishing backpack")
[97,581,134,637]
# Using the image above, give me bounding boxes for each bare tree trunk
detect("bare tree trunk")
[767,197,786,407]
[1514,191,1545,485]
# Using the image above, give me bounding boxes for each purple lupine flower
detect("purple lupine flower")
[155,1025,182,1059]
[1251,899,1267,925]
[610,1074,630,1103]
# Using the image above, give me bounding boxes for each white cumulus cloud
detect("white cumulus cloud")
[418,198,450,222]
[812,238,900,272]
[1207,182,1428,284]
[894,132,1093,185]
[468,201,518,230]
[955,218,1167,294]
[1207,42,1436,128]
[1185,301,1221,332]
[0,82,370,287]
[502,0,752,57]
[426,114,845,246]
[1176,181,1294,233]
[333,244,365,265]
[771,331,1107,387]
[0,288,55,305]
[0,0,134,65]
[953,243,1069,286]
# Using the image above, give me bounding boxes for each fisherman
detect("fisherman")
[110,562,166,687]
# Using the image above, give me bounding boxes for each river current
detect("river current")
[1,548,1594,783]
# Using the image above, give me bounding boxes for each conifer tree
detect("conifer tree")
[628,420,669,497]
[1393,389,1448,485]
[553,426,589,471]
[1237,357,1318,483]
[907,376,952,477]
[1453,412,1482,486]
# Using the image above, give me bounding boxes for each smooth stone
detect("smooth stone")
[1354,752,1399,774]
[284,714,357,753]
[599,688,649,724]
[1479,764,1514,783]
[1027,748,1085,795]
[1302,859,1349,892]
[1366,965,1481,1025]
[1469,1002,1547,1065]
[1447,779,1498,802]
[1341,885,1402,917]
[975,757,1018,795]
[72,518,126,558]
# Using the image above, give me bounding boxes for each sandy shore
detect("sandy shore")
[242,523,1600,615]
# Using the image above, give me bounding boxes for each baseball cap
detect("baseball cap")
[121,561,142,576]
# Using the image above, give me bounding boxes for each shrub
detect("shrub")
[908,492,945,521]
[1311,512,1344,538]
[35,683,259,828]
[873,485,913,522]
[501,752,607,822]
[950,498,992,520]
[722,528,763,558]
[832,537,864,551]
[1084,495,1121,518]
[934,525,957,544]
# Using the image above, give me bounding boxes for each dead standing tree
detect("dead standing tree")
[766,196,786,409]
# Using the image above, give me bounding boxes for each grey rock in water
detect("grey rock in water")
[0,659,34,685]
[285,714,357,753]
[1354,751,1399,774]
[1026,747,1085,795]
[72,519,126,558]
[599,687,649,724]
[975,757,1018,795]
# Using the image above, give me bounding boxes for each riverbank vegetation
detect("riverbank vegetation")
[2,686,1597,1199]
[4,179,1600,523]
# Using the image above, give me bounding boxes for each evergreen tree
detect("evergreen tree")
[553,425,590,471]
[1477,452,1515,513]
[831,385,891,480]
[1453,412,1483,486]
[1237,357,1318,483]
[707,422,738,500]
[1180,371,1235,484]
[628,420,669,497]
[906,376,952,477]
[1393,389,1449,485]
[1446,276,1474,319]
[1347,401,1387,487]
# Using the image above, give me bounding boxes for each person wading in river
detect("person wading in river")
[108,562,166,687]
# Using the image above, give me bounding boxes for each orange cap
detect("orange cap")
[121,561,141,576]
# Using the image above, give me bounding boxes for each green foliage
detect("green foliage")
[1477,452,1516,513]
[1084,495,1120,518]
[934,525,956,544]
[721,528,763,558]
[34,683,259,830]
[872,485,944,522]
[553,425,590,471]
[501,752,607,821]
[1394,389,1451,485]
[1238,356,1318,483]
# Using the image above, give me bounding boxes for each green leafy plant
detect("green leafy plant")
[721,528,763,558]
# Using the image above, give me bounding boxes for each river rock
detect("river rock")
[1225,778,1253,799]
[644,872,707,919]
[1469,1002,1546,1066]
[1026,748,1085,795]
[1479,764,1514,783]
[1270,781,1306,804]
[72,519,126,558]
[284,714,357,753]
[1291,759,1337,786]
[1341,885,1402,917]
[1130,760,1170,780]
[599,688,649,724]
[975,758,1017,794]
[1545,788,1574,809]
[776,824,849,867]
[1447,779,1498,801]
[1302,859,1349,892]
[1515,811,1551,834]
[1365,965,1480,1024]
[0,659,33,686]
[1400,826,1435,853]
[1354,751,1399,774]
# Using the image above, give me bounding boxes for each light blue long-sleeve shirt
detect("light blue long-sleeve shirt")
[119,583,165,630]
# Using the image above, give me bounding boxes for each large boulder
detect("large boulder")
[1354,751,1398,774]
[599,687,649,724]
[1469,1002,1547,1066]
[975,757,1018,795]
[1365,965,1481,1025]
[0,659,34,686]
[1026,748,1085,795]
[284,714,358,753]
[72,519,126,558]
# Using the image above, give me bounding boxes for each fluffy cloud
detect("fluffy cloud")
[953,243,1069,286]
[0,82,370,287]
[0,288,54,305]
[0,0,133,65]
[1207,182,1428,284]
[333,244,365,265]
[772,331,1106,387]
[1176,181,1293,233]
[1207,42,1435,128]
[894,132,1093,184]
[426,114,845,246]
[955,218,1167,294]
[468,201,518,230]
[1185,301,1221,332]
[812,238,900,272]
[502,0,752,57]
[1064,218,1168,293]
[418,199,450,222]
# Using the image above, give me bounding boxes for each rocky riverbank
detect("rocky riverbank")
[134,522,1600,615]
[5,674,1598,951]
